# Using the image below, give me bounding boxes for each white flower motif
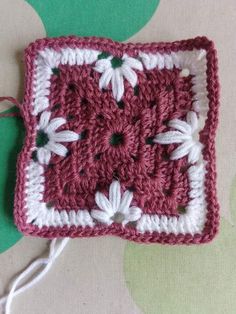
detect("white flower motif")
[35,111,80,164]
[94,53,143,101]
[91,181,142,226]
[154,111,203,163]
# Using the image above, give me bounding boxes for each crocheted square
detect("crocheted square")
[14,36,220,244]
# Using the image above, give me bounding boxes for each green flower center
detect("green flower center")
[110,132,124,146]
[36,130,49,147]
[112,212,125,223]
[98,51,111,60]
[111,57,123,69]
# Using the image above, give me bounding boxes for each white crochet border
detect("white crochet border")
[25,46,209,235]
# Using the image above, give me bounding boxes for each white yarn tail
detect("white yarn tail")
[0,238,69,314]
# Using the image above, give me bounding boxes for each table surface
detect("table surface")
[0,1,236,313]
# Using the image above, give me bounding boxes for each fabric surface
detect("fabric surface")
[0,107,24,252]
[0,1,236,314]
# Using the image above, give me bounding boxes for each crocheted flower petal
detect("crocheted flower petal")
[168,119,191,134]
[154,131,191,144]
[53,130,79,142]
[91,209,113,225]
[188,142,203,163]
[99,68,113,89]
[45,117,66,134]
[37,147,51,164]
[170,140,194,160]
[121,64,137,87]
[94,58,111,73]
[119,190,133,214]
[187,111,198,132]
[123,56,143,71]
[125,206,142,222]
[38,111,51,130]
[109,181,121,212]
[95,191,115,216]
[111,68,124,101]
[45,141,68,157]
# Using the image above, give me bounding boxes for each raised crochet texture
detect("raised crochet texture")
[14,36,220,244]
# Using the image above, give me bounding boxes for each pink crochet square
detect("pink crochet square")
[14,36,220,244]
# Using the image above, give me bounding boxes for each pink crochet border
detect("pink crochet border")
[14,36,220,244]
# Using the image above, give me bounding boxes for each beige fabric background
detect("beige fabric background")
[0,1,236,313]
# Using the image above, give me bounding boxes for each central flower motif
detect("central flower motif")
[94,53,143,101]
[91,181,142,226]
[88,110,139,165]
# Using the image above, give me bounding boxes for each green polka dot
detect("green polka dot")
[230,175,236,222]
[0,107,24,253]
[26,0,160,41]
[124,217,236,314]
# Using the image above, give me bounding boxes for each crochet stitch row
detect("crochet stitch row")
[14,36,219,244]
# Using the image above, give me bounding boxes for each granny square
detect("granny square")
[14,36,220,244]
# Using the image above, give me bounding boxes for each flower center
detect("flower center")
[98,51,111,60]
[110,132,124,146]
[111,57,123,69]
[112,212,125,223]
[36,130,49,147]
